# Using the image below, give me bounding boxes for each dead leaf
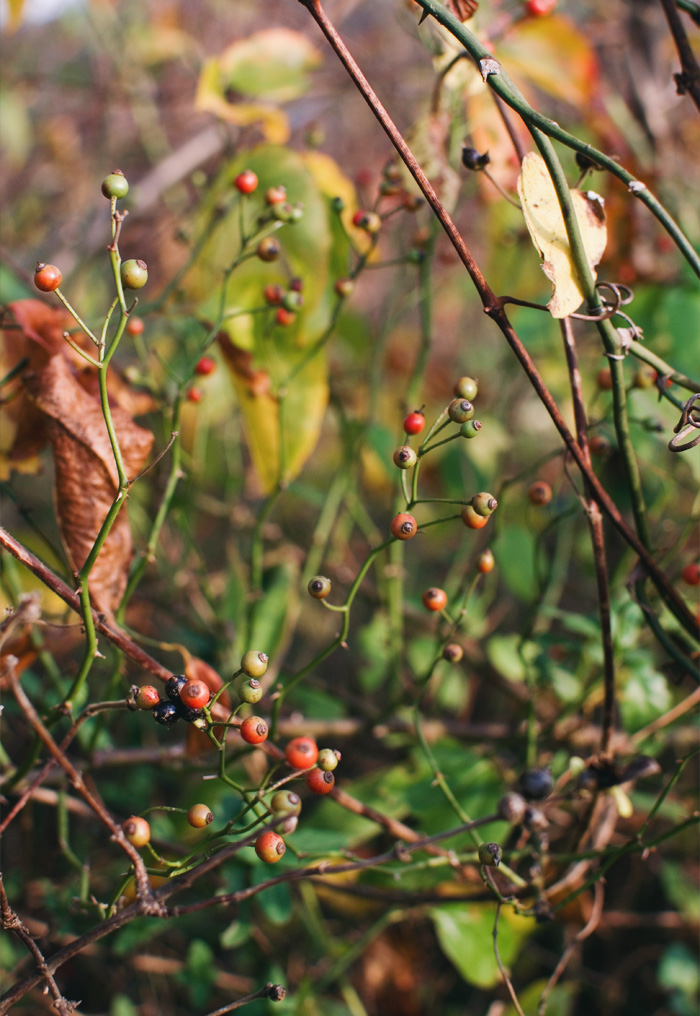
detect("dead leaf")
[517,152,607,318]
[23,355,153,616]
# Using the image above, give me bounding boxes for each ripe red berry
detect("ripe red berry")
[126,316,144,336]
[255,830,286,863]
[234,169,258,194]
[187,804,214,828]
[34,263,62,292]
[528,481,552,506]
[352,210,381,233]
[135,685,160,710]
[264,283,285,305]
[682,563,700,586]
[275,307,296,327]
[194,356,216,376]
[525,0,556,14]
[403,411,425,435]
[476,549,495,574]
[122,816,150,847]
[187,387,203,403]
[391,513,417,541]
[305,769,335,795]
[179,680,210,710]
[240,716,269,744]
[422,587,447,611]
[461,505,490,530]
[285,736,318,770]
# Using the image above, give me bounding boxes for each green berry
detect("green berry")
[240,678,263,704]
[308,576,331,599]
[393,445,417,469]
[448,398,474,424]
[120,259,148,290]
[454,376,478,400]
[460,420,482,439]
[101,170,129,200]
[270,790,302,816]
[477,842,501,867]
[471,491,498,517]
[241,651,269,678]
[317,748,340,772]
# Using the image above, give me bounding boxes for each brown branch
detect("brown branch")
[658,0,700,111]
[493,901,526,1016]
[537,881,604,1015]
[296,0,698,641]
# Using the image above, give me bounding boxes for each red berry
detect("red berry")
[265,186,287,205]
[187,387,203,403]
[122,816,150,847]
[194,356,216,377]
[390,513,417,541]
[187,804,213,828]
[135,685,160,710]
[255,830,286,863]
[597,367,613,391]
[682,563,700,586]
[476,549,495,574]
[275,307,296,327]
[126,317,144,336]
[525,0,556,14]
[305,769,335,795]
[403,411,425,435]
[34,263,62,292]
[234,170,258,194]
[240,716,269,744]
[285,736,318,770]
[422,587,447,611]
[461,505,490,530]
[179,680,210,710]
[528,481,552,506]
[589,434,610,456]
[264,284,285,305]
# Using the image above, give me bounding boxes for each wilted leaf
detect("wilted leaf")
[517,152,607,318]
[24,355,153,615]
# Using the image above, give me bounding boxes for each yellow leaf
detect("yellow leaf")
[517,152,607,319]
[4,0,25,31]
[195,60,290,143]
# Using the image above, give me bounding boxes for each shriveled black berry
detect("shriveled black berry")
[517,767,553,801]
[165,675,188,703]
[153,701,179,726]
[175,700,204,723]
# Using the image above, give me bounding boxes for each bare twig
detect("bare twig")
[538,881,605,1014]
[658,0,700,110]
[204,983,287,1015]
[492,902,526,1016]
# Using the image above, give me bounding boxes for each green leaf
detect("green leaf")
[620,660,672,730]
[213,29,321,103]
[658,943,700,997]
[430,903,532,988]
[493,524,538,603]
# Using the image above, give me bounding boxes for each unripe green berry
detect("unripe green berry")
[393,445,417,469]
[471,492,498,517]
[282,290,303,311]
[478,842,501,867]
[308,576,331,599]
[240,678,263,704]
[270,790,302,816]
[317,748,340,772]
[448,398,475,424]
[454,376,479,400]
[120,259,148,290]
[241,651,269,679]
[101,170,129,200]
[460,420,482,439]
[331,196,345,212]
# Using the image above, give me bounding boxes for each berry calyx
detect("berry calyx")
[461,505,489,530]
[255,831,286,863]
[275,307,296,327]
[317,748,340,772]
[285,736,318,770]
[234,169,258,194]
[471,492,498,517]
[403,410,425,435]
[34,263,62,292]
[123,816,151,847]
[477,842,502,867]
[179,680,210,710]
[454,376,479,400]
[257,237,281,262]
[448,398,474,424]
[101,170,129,200]
[153,701,179,726]
[194,356,216,376]
[517,767,554,801]
[135,685,160,710]
[165,675,188,702]
[528,480,552,506]
[265,185,287,205]
[422,587,447,611]
[308,576,331,599]
[393,446,417,469]
[476,549,495,574]
[390,513,417,541]
[682,563,700,586]
[240,716,269,745]
[241,650,269,679]
[240,679,263,704]
[126,317,144,336]
[525,0,557,15]
[120,259,148,290]
[306,769,335,795]
[460,420,482,439]
[270,790,302,816]
[187,804,213,828]
[442,643,463,663]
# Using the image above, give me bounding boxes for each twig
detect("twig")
[631,684,700,744]
[492,902,526,1016]
[204,983,287,1015]
[537,881,604,1015]
[658,0,700,110]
